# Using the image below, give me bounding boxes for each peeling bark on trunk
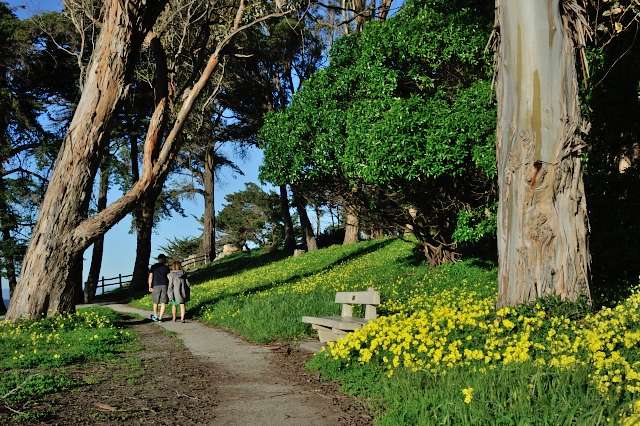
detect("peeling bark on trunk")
[279,185,296,252]
[343,207,359,245]
[85,160,109,303]
[202,150,216,261]
[495,0,591,307]
[7,0,166,320]
[292,188,318,251]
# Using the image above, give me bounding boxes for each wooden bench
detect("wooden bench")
[302,287,380,343]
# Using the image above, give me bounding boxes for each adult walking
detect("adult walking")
[168,260,190,322]
[149,254,170,321]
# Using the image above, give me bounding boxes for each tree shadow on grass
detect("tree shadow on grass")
[186,250,291,284]
[186,239,395,318]
[91,251,290,305]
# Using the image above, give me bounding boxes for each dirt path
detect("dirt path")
[37,316,220,425]
[106,304,371,426]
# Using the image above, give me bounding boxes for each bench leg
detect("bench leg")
[332,328,348,339]
[312,324,342,343]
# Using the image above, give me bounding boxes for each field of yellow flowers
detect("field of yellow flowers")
[133,238,640,424]
[0,308,133,422]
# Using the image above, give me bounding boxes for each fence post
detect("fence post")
[101,276,105,295]
[119,274,122,289]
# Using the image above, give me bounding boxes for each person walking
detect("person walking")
[168,260,190,322]
[149,254,170,321]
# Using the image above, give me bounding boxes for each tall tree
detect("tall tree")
[494,0,591,306]
[214,15,323,252]
[260,0,495,262]
[0,5,78,303]
[8,0,291,319]
[7,0,167,319]
[216,183,282,248]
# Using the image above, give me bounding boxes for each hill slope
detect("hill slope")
[133,239,496,342]
[134,239,640,425]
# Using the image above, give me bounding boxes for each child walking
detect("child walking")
[168,260,190,322]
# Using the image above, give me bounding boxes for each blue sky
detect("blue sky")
[2,0,280,305]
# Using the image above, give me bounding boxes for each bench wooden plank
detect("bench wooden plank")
[335,289,380,305]
[302,315,367,330]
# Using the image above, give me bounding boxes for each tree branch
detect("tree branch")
[72,3,293,246]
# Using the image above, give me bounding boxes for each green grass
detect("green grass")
[0,307,134,421]
[196,240,495,343]
[308,356,626,425]
[134,239,496,343]
[131,239,640,424]
[132,239,397,326]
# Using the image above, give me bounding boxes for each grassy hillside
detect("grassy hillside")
[133,239,495,342]
[132,239,640,424]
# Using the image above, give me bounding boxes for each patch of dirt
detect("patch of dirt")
[269,344,373,426]
[8,310,373,425]
[108,304,369,426]
[29,318,220,425]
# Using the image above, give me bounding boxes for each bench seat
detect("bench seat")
[302,288,380,343]
[302,315,367,331]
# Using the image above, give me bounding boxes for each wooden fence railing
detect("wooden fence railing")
[91,253,211,296]
[181,253,211,270]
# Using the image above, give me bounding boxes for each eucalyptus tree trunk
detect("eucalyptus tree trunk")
[202,150,216,261]
[495,0,591,307]
[279,185,296,252]
[343,206,359,244]
[85,160,109,302]
[292,188,318,251]
[7,0,166,319]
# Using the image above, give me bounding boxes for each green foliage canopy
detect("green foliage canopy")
[259,0,497,249]
[216,183,282,248]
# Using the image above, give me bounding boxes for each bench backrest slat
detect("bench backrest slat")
[335,289,380,305]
